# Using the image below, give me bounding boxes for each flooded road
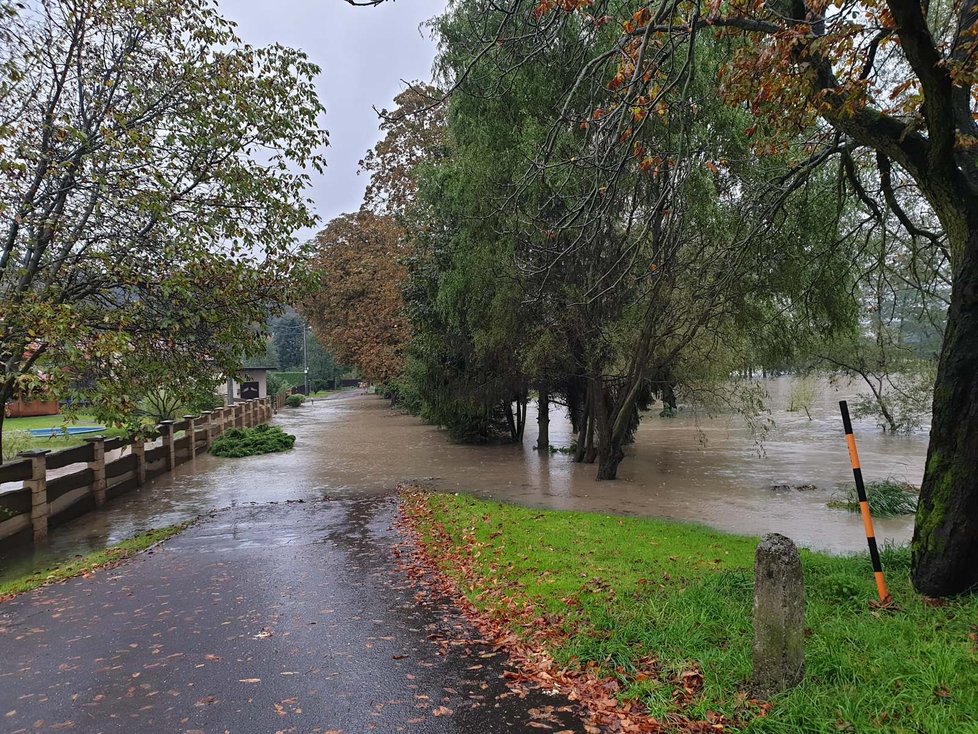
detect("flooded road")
[0,379,928,580]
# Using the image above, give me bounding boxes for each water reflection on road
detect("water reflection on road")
[0,379,928,580]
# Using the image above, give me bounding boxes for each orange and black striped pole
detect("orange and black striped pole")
[840,400,890,603]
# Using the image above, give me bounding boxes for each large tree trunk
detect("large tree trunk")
[504,402,518,442]
[591,378,626,479]
[912,223,978,596]
[536,386,549,451]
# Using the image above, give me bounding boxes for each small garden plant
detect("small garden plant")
[210,424,295,458]
[284,393,305,408]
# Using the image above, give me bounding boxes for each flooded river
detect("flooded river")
[0,378,929,580]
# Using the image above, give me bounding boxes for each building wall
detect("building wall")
[220,370,269,403]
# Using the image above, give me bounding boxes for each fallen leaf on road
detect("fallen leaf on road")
[432,706,453,717]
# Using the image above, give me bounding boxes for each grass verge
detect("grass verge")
[0,523,190,600]
[404,491,978,733]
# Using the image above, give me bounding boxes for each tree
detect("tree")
[359,84,449,217]
[417,0,856,476]
[272,314,306,371]
[305,85,446,389]
[682,0,976,596]
[305,211,410,383]
[0,0,326,454]
[307,337,343,391]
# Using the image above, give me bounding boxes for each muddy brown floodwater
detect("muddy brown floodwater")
[0,378,928,580]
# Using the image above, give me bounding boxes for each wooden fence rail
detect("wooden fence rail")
[0,396,278,547]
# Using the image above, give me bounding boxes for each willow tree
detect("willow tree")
[423,0,859,477]
[416,0,976,595]
[0,0,326,452]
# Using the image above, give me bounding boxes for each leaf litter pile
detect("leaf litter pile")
[396,488,747,733]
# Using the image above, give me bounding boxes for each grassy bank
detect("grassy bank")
[405,493,978,733]
[0,524,189,599]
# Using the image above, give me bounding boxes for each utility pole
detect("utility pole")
[303,325,309,396]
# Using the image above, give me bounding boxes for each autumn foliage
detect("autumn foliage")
[304,212,410,384]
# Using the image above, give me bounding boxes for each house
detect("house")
[224,355,279,404]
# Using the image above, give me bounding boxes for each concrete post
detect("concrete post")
[183,415,197,459]
[159,420,175,470]
[84,436,107,507]
[19,450,50,543]
[133,438,146,486]
[752,533,805,696]
[200,411,214,448]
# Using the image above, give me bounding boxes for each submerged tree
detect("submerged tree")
[0,0,326,453]
[412,0,856,475]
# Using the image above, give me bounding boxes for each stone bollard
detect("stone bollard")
[133,438,146,486]
[752,533,805,696]
[200,411,214,448]
[84,436,107,507]
[184,415,197,459]
[19,450,50,543]
[159,420,175,470]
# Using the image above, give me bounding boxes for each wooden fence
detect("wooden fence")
[0,396,280,548]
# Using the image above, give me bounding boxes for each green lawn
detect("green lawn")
[0,524,189,599]
[2,413,127,459]
[406,492,978,733]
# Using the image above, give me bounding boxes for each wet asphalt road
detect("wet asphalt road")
[0,497,583,733]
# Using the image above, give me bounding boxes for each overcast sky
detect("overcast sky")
[222,0,447,241]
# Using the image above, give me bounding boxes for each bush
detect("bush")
[1,430,32,461]
[210,424,295,458]
[284,393,305,408]
[266,373,289,397]
[273,371,306,388]
[828,477,919,516]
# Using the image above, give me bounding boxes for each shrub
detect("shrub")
[210,424,295,458]
[828,477,919,516]
[1,430,32,461]
[284,394,305,408]
[266,373,289,397]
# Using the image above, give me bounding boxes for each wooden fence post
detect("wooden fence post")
[19,450,50,543]
[159,420,175,470]
[133,438,146,486]
[236,402,244,428]
[184,415,197,459]
[84,436,107,507]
